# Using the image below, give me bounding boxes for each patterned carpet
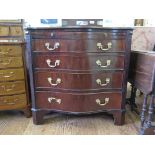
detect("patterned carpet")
[0,87,144,135]
[0,109,139,135]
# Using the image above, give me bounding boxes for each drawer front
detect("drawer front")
[131,71,154,94]
[34,53,125,70]
[10,26,23,36]
[0,26,9,36]
[35,91,122,112]
[0,68,25,82]
[31,31,126,39]
[0,81,25,95]
[0,57,23,68]
[129,52,155,76]
[0,45,22,57]
[32,39,125,52]
[0,94,27,107]
[34,71,123,90]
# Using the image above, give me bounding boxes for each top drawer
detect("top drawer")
[29,28,130,53]
[30,30,127,39]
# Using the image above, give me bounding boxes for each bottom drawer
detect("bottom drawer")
[0,94,27,109]
[35,91,122,112]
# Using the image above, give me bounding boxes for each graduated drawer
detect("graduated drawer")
[0,26,9,36]
[0,81,25,95]
[33,53,125,70]
[35,91,122,111]
[0,68,25,82]
[0,57,23,69]
[0,94,27,108]
[34,71,123,90]
[31,31,126,39]
[32,39,125,52]
[0,45,22,57]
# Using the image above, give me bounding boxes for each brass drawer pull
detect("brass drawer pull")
[96,78,110,86]
[48,97,61,104]
[48,77,61,86]
[96,60,111,68]
[97,42,112,51]
[45,42,60,51]
[0,72,14,78]
[0,59,12,65]
[96,98,109,106]
[46,59,60,68]
[1,84,15,91]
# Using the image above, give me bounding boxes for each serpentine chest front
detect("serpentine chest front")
[28,27,132,125]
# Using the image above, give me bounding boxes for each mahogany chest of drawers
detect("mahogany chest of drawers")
[28,27,133,125]
[0,20,30,117]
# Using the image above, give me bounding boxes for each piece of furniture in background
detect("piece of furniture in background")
[28,27,132,125]
[0,20,31,117]
[128,51,155,135]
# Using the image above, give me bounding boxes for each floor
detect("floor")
[0,87,143,135]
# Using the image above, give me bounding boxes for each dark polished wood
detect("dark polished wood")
[126,83,139,113]
[35,91,122,111]
[128,52,155,94]
[28,27,133,125]
[32,110,47,125]
[111,111,125,125]
[30,29,127,39]
[32,39,125,53]
[128,51,155,135]
[34,53,125,71]
[140,95,147,128]
[34,71,123,90]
